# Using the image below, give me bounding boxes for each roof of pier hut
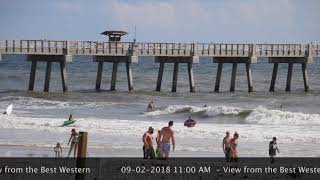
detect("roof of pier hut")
[101,30,128,41]
[100,31,128,36]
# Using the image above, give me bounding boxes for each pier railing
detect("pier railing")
[1,39,319,58]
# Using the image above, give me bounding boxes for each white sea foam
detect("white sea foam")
[245,106,320,125]
[144,105,245,117]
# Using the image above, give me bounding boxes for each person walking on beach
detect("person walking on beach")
[157,121,175,159]
[230,132,239,162]
[269,137,280,163]
[54,143,62,158]
[142,126,155,159]
[147,100,155,112]
[67,128,79,158]
[222,131,231,162]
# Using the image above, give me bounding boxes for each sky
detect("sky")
[0,0,319,43]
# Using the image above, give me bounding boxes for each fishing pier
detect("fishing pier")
[0,36,319,93]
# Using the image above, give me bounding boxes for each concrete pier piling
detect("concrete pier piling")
[28,60,37,91]
[44,61,52,92]
[95,61,104,91]
[285,63,293,92]
[187,63,195,93]
[110,62,119,91]
[302,63,309,92]
[269,63,278,92]
[59,61,68,92]
[155,56,199,92]
[214,63,223,92]
[172,62,179,92]
[126,62,133,91]
[246,63,254,92]
[230,63,238,92]
[156,62,165,91]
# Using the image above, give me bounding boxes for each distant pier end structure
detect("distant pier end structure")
[94,30,137,91]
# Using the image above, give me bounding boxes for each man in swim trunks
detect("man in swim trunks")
[142,126,155,159]
[147,100,155,112]
[222,131,231,162]
[157,121,175,159]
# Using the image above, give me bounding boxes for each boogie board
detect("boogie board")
[3,104,13,115]
[61,120,76,127]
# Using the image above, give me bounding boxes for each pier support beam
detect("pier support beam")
[28,60,37,91]
[44,61,52,92]
[156,62,165,91]
[59,61,68,92]
[188,63,195,93]
[246,63,254,92]
[230,63,238,92]
[110,62,118,91]
[172,62,179,92]
[214,63,223,92]
[269,63,278,92]
[95,61,104,91]
[126,62,133,91]
[285,63,293,92]
[302,63,309,92]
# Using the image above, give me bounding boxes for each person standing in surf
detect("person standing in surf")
[67,129,79,158]
[222,131,231,162]
[230,132,239,162]
[155,130,162,158]
[142,127,155,159]
[147,100,155,112]
[54,143,62,158]
[269,137,280,163]
[157,121,175,159]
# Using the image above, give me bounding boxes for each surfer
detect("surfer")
[142,127,155,159]
[230,131,239,162]
[54,143,62,158]
[68,114,74,121]
[147,100,155,112]
[67,129,79,158]
[222,131,231,162]
[157,121,175,159]
[269,137,280,163]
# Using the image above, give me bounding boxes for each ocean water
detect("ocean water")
[0,55,320,157]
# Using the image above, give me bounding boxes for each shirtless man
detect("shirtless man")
[157,121,175,159]
[142,127,155,159]
[222,131,231,162]
[147,101,155,112]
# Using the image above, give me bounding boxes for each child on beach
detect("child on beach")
[269,137,280,163]
[54,143,62,158]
